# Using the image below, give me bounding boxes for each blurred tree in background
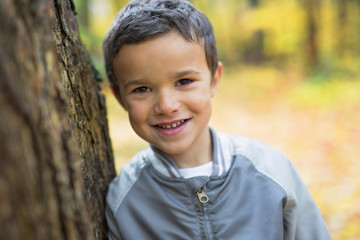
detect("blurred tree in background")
[74,0,360,79]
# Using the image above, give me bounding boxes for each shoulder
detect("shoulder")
[216,132,331,239]
[218,132,287,165]
[219,133,299,200]
[106,148,152,214]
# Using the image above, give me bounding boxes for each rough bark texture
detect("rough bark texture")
[0,0,116,239]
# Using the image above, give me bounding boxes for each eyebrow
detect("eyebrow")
[171,69,201,79]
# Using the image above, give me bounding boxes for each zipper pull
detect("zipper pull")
[197,189,209,204]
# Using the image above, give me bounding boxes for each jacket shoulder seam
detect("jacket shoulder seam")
[229,136,295,204]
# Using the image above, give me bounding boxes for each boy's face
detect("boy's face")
[112,30,221,160]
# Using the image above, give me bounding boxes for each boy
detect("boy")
[103,0,331,239]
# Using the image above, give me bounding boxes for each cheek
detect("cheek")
[184,89,212,113]
[127,101,150,125]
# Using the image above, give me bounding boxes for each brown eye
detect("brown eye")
[176,79,193,86]
[133,86,151,93]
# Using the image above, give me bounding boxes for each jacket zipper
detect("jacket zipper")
[197,188,210,240]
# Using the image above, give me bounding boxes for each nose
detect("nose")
[153,89,180,115]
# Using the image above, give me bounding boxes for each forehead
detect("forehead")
[112,30,209,83]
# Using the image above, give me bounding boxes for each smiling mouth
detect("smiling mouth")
[155,119,188,129]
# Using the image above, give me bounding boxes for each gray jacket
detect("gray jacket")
[106,129,331,240]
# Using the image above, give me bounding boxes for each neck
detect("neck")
[169,127,213,169]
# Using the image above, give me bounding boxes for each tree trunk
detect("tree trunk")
[301,0,321,69]
[0,0,116,239]
[335,0,348,56]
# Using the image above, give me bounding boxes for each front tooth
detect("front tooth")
[166,125,171,129]
[172,123,177,128]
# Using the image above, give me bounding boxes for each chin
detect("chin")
[155,142,190,157]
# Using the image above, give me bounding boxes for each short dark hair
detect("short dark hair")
[103,0,218,100]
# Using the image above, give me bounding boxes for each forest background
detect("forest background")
[73,0,360,239]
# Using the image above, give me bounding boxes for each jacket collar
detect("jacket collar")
[148,128,234,179]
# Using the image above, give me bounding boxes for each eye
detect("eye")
[133,86,151,93]
[176,78,193,86]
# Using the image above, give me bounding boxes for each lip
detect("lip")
[152,118,190,136]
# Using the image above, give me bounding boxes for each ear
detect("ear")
[210,61,222,97]
[110,86,128,111]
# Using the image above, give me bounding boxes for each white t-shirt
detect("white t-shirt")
[178,161,213,179]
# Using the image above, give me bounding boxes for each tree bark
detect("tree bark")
[0,0,116,239]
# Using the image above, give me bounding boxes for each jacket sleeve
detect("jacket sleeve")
[226,134,331,239]
[105,175,124,240]
[106,202,123,240]
[282,161,332,240]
